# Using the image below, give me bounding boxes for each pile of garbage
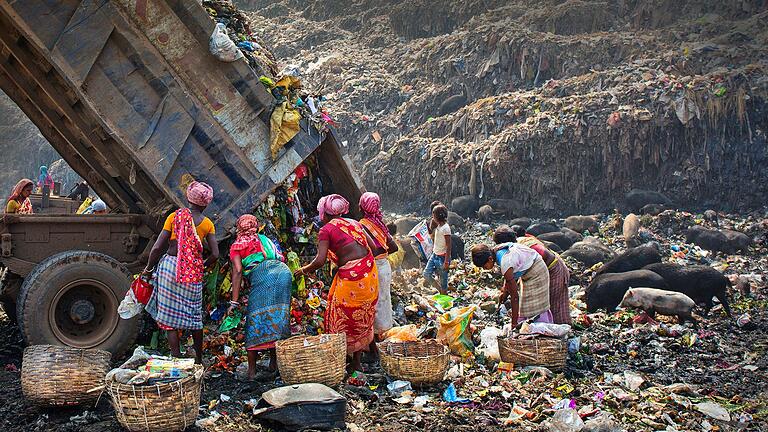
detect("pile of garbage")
[105,347,197,386]
[245,0,768,214]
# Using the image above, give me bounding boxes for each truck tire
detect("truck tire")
[16,251,139,358]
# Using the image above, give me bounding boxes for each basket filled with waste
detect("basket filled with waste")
[497,336,568,371]
[104,348,204,432]
[497,322,570,371]
[276,333,346,386]
[378,339,450,386]
[21,344,111,406]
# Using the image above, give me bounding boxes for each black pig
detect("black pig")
[642,262,732,316]
[527,221,559,236]
[595,244,661,275]
[585,269,669,312]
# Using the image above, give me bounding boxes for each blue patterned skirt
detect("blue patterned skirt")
[145,255,203,330]
[246,259,292,350]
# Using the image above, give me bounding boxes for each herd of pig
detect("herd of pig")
[391,188,752,327]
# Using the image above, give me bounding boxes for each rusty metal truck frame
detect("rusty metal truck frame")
[0,0,363,357]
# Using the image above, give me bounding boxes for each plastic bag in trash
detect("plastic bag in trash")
[117,288,143,319]
[477,326,504,361]
[381,325,419,343]
[209,23,244,62]
[119,346,150,369]
[437,306,477,358]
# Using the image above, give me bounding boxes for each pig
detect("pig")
[477,205,495,222]
[560,227,583,245]
[640,203,666,216]
[685,225,730,253]
[565,215,599,234]
[509,217,531,229]
[541,240,563,253]
[394,216,421,236]
[721,229,751,253]
[562,237,616,266]
[585,270,669,312]
[450,195,480,218]
[527,221,559,236]
[623,213,640,247]
[595,243,661,275]
[703,209,718,223]
[487,199,520,216]
[620,288,698,326]
[447,211,465,231]
[451,234,465,261]
[625,189,672,212]
[538,228,582,251]
[400,238,423,269]
[642,262,732,316]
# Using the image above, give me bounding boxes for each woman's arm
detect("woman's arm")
[296,239,329,276]
[385,233,399,253]
[363,230,377,252]
[142,230,171,276]
[503,268,520,324]
[229,254,243,312]
[443,234,451,269]
[204,232,220,267]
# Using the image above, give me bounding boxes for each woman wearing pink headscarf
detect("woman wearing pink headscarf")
[358,192,399,356]
[295,194,379,373]
[143,181,219,363]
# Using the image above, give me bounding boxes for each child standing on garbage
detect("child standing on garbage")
[423,204,451,294]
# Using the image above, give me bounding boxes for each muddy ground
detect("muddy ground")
[1,210,767,432]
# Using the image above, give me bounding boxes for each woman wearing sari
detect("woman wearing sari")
[143,181,219,363]
[6,179,34,214]
[471,240,551,325]
[494,226,571,324]
[358,192,398,349]
[295,194,379,372]
[228,215,292,380]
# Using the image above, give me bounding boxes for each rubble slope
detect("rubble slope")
[239,0,768,214]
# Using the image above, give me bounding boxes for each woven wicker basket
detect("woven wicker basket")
[276,333,346,386]
[497,336,567,371]
[21,344,111,406]
[106,365,204,432]
[379,340,450,386]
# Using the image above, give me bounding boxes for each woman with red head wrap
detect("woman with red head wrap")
[6,179,34,214]
[228,214,292,380]
[296,194,379,373]
[143,181,219,363]
[358,192,399,357]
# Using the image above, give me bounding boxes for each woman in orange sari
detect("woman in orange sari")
[295,194,379,373]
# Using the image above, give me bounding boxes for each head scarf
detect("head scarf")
[186,181,213,207]
[317,194,349,221]
[236,214,260,238]
[91,200,107,212]
[38,166,53,189]
[9,179,34,202]
[359,192,388,239]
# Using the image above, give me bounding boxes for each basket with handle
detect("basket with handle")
[21,344,111,406]
[378,339,450,386]
[497,336,567,371]
[276,333,346,386]
[106,364,204,432]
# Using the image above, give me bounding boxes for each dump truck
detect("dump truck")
[0,0,364,357]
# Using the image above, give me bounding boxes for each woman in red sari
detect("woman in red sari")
[295,194,379,372]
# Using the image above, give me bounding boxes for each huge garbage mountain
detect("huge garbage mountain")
[238,0,768,214]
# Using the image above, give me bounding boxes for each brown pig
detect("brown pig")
[620,287,698,326]
[623,213,640,247]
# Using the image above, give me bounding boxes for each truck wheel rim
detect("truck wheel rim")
[49,279,119,348]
